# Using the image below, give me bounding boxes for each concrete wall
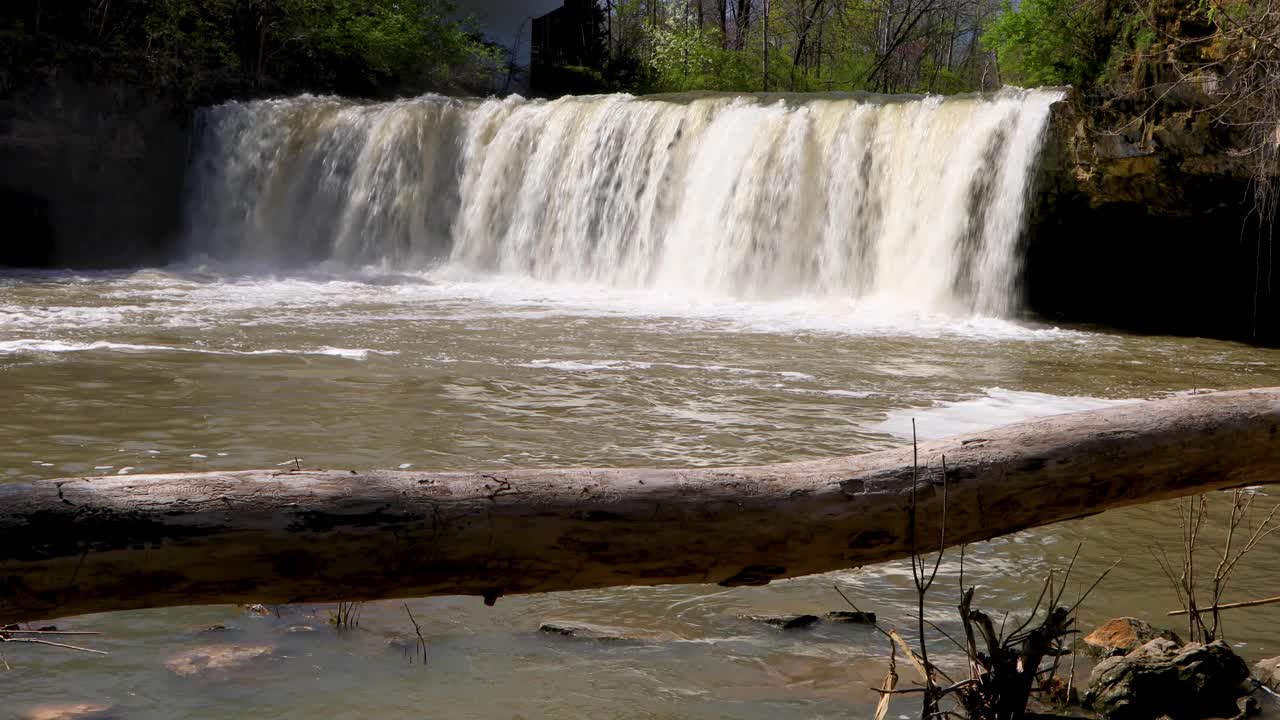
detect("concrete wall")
[0,81,191,268]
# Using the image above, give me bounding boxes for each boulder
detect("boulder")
[165,644,273,677]
[1083,618,1180,658]
[1252,656,1280,692]
[538,621,677,642]
[1085,639,1249,720]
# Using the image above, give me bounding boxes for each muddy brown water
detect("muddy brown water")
[4,268,1280,719]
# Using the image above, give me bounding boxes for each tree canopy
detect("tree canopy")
[0,0,501,105]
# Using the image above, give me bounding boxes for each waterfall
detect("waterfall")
[184,89,1062,316]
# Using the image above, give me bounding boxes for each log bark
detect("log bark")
[2,388,1279,624]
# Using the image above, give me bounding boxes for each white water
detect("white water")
[184,89,1063,316]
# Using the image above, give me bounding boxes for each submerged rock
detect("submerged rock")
[824,611,877,625]
[538,620,677,642]
[165,644,273,677]
[19,704,114,720]
[1083,617,1180,658]
[1085,638,1249,720]
[742,614,821,630]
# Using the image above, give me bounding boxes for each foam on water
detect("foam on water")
[0,269,1093,343]
[876,387,1140,440]
[0,337,395,360]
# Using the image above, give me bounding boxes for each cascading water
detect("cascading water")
[184,89,1062,316]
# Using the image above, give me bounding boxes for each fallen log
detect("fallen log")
[2,388,1279,624]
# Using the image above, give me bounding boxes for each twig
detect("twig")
[1,637,108,655]
[403,603,428,665]
[1,630,101,636]
[1168,593,1280,616]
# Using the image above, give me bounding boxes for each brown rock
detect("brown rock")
[19,704,113,720]
[165,644,272,677]
[1083,617,1179,658]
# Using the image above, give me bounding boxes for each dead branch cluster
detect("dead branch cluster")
[1153,489,1280,644]
[849,425,1116,720]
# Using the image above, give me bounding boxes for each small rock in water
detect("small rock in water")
[19,703,114,720]
[286,625,316,633]
[1086,638,1249,720]
[1252,656,1280,692]
[165,644,273,677]
[1083,617,1180,658]
[538,620,676,642]
[824,610,877,624]
[744,614,821,630]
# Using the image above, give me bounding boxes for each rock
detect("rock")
[1083,618,1180,658]
[743,614,821,630]
[1252,656,1280,692]
[824,611,876,624]
[1085,639,1249,720]
[165,644,273,677]
[19,704,113,720]
[538,620,677,642]
[286,625,315,633]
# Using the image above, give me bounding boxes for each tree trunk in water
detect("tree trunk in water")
[2,388,1279,625]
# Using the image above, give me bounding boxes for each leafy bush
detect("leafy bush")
[983,0,1111,87]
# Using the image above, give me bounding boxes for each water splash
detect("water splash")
[184,89,1062,315]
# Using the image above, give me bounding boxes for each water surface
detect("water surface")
[4,268,1280,719]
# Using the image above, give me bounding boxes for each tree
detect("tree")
[982,0,1111,87]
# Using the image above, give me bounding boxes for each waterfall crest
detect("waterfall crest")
[184,89,1062,315]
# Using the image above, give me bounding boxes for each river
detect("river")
[4,89,1280,718]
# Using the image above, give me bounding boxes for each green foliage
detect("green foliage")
[646,19,760,92]
[983,0,1109,87]
[0,0,500,105]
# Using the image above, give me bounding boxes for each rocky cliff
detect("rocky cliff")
[1023,2,1278,346]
